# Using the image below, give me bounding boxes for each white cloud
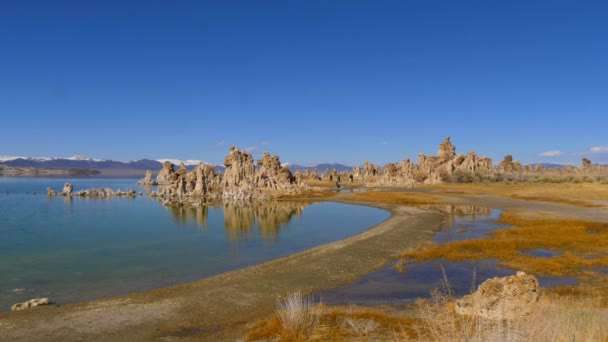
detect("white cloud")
[589,146,608,154]
[382,140,389,145]
[538,150,563,157]
[260,141,271,146]
[243,146,258,153]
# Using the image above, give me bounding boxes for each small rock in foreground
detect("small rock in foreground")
[455,271,539,320]
[11,298,51,311]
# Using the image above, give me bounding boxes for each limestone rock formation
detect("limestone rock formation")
[222,146,257,199]
[355,137,495,186]
[137,170,155,185]
[438,136,456,161]
[256,151,296,190]
[455,271,539,320]
[362,162,381,180]
[48,186,140,198]
[582,158,592,169]
[73,188,138,197]
[62,183,73,196]
[156,161,176,185]
[498,155,522,172]
[147,147,306,204]
[11,298,50,311]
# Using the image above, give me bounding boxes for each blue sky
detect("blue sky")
[1,1,607,166]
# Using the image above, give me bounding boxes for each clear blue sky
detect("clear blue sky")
[1,1,607,166]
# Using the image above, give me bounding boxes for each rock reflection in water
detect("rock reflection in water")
[420,204,493,231]
[169,205,210,229]
[168,201,311,242]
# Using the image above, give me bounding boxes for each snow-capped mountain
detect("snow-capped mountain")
[0,156,52,162]
[66,155,106,162]
[0,155,105,162]
[156,159,209,166]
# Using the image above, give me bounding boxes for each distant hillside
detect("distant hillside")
[0,164,100,176]
[527,163,567,169]
[0,156,227,177]
[0,156,354,177]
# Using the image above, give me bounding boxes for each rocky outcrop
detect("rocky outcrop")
[455,271,539,320]
[62,183,73,196]
[11,298,50,311]
[582,158,592,169]
[147,147,306,204]
[360,137,495,185]
[73,188,139,197]
[255,152,296,190]
[48,187,141,198]
[156,162,176,185]
[222,147,258,199]
[137,170,155,185]
[221,149,302,199]
[498,155,522,173]
[438,136,456,161]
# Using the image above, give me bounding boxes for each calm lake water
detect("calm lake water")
[0,178,389,311]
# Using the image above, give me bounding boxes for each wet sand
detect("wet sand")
[0,198,443,341]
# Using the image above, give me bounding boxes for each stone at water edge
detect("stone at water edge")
[455,271,539,320]
[11,298,51,311]
[62,183,73,196]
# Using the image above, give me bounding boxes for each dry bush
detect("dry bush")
[247,291,319,341]
[338,312,380,337]
[276,291,318,336]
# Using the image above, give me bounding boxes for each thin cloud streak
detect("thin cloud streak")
[539,150,563,157]
[589,146,608,154]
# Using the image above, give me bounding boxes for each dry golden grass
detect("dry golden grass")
[401,211,608,279]
[509,195,603,208]
[247,289,608,341]
[246,302,422,342]
[396,287,608,342]
[349,191,444,206]
[422,183,608,208]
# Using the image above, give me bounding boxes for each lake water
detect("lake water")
[0,178,389,311]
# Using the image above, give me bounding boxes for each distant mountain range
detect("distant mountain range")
[528,163,568,169]
[0,156,353,177]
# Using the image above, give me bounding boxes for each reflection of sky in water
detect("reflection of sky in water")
[520,249,561,258]
[0,178,389,311]
[317,206,579,305]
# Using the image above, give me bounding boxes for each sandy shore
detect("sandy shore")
[0,198,444,341]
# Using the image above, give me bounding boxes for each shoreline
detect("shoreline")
[0,198,444,341]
